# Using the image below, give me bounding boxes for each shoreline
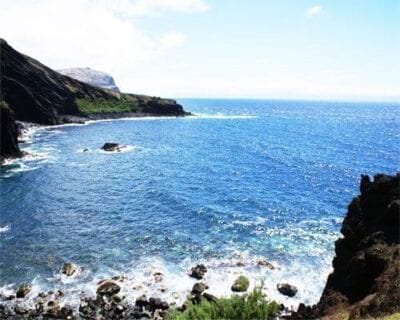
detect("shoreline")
[0,258,299,319]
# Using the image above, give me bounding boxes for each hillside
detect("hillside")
[0,39,188,161]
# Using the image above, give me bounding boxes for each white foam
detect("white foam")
[189,113,257,119]
[0,253,333,312]
[0,225,11,233]
[97,145,137,154]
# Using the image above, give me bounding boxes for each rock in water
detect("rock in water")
[231,275,249,292]
[61,263,77,276]
[257,259,275,270]
[101,143,126,152]
[58,67,120,92]
[189,264,207,279]
[97,281,121,296]
[277,283,298,297]
[16,284,31,298]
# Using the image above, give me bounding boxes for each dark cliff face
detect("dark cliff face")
[0,101,22,162]
[1,39,114,124]
[0,39,187,125]
[314,174,400,319]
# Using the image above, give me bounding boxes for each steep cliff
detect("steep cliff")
[0,39,187,126]
[296,174,400,319]
[0,101,22,163]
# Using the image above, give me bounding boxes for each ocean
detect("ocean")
[1,99,399,309]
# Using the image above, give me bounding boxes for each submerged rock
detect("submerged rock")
[61,262,77,276]
[277,283,298,297]
[101,143,126,152]
[189,264,207,280]
[257,259,275,270]
[16,284,31,298]
[97,281,121,296]
[231,275,249,292]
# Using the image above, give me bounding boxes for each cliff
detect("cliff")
[58,68,120,92]
[0,101,22,163]
[295,173,400,319]
[0,39,188,161]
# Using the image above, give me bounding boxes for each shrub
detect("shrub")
[168,286,279,320]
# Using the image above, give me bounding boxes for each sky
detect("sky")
[1,0,399,101]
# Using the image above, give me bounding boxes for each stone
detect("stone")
[231,275,249,292]
[257,260,275,270]
[16,284,31,298]
[97,281,121,296]
[277,283,298,297]
[61,262,77,276]
[191,282,208,295]
[189,264,207,280]
[149,297,169,311]
[101,143,126,152]
[135,295,149,308]
[203,292,218,303]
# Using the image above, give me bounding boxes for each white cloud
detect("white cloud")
[159,32,186,48]
[306,5,322,18]
[113,0,209,16]
[0,0,205,93]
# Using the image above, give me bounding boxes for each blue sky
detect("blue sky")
[1,0,399,101]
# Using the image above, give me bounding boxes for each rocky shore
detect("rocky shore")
[0,262,288,320]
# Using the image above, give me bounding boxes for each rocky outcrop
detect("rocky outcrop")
[101,143,126,152]
[58,67,120,92]
[312,174,400,319]
[0,100,22,163]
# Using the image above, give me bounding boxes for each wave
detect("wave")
[0,224,11,233]
[190,113,258,119]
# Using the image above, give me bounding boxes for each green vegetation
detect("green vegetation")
[168,286,280,320]
[75,94,138,114]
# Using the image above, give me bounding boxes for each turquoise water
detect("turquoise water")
[1,99,399,306]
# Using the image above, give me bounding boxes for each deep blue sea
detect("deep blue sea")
[1,99,399,308]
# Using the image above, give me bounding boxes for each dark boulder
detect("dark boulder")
[277,283,298,297]
[149,297,169,311]
[101,143,126,152]
[189,264,207,280]
[16,284,31,298]
[231,275,249,292]
[97,281,121,296]
[191,283,208,295]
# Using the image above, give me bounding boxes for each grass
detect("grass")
[75,94,138,114]
[167,286,280,320]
